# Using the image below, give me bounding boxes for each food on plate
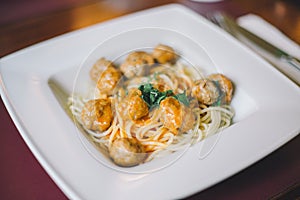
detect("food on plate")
[152,44,177,64]
[109,138,147,167]
[159,97,195,134]
[69,44,235,167]
[80,99,113,132]
[120,51,154,78]
[192,79,220,105]
[126,88,149,121]
[89,57,115,83]
[96,64,122,96]
[208,73,233,104]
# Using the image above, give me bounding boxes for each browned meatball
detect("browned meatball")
[127,88,149,121]
[97,66,121,96]
[81,99,113,132]
[109,138,147,167]
[208,73,233,104]
[120,51,154,78]
[152,82,172,92]
[159,97,195,134]
[192,79,220,105]
[160,97,182,134]
[160,97,195,134]
[89,57,115,83]
[180,106,196,133]
[152,44,177,64]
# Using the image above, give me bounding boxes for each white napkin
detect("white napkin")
[237,14,300,86]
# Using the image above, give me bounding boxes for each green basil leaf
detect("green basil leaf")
[138,83,190,109]
[174,91,190,106]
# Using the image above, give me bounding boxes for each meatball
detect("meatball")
[89,57,115,83]
[97,66,121,96]
[152,82,172,93]
[120,51,154,78]
[159,97,195,134]
[152,44,177,64]
[109,138,147,167]
[180,106,196,133]
[192,79,220,105]
[127,88,149,121]
[208,73,233,104]
[81,99,113,132]
[159,97,182,134]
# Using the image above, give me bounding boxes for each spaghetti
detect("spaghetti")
[68,44,235,167]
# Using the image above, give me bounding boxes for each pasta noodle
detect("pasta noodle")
[68,44,235,167]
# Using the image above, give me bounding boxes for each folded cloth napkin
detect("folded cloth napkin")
[237,14,300,86]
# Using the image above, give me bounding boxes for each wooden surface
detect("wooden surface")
[1,0,300,199]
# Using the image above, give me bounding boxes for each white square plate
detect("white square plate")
[1,4,300,199]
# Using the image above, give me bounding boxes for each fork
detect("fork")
[207,12,300,85]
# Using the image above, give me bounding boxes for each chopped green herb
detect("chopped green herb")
[139,83,166,109]
[174,91,190,106]
[138,83,190,109]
